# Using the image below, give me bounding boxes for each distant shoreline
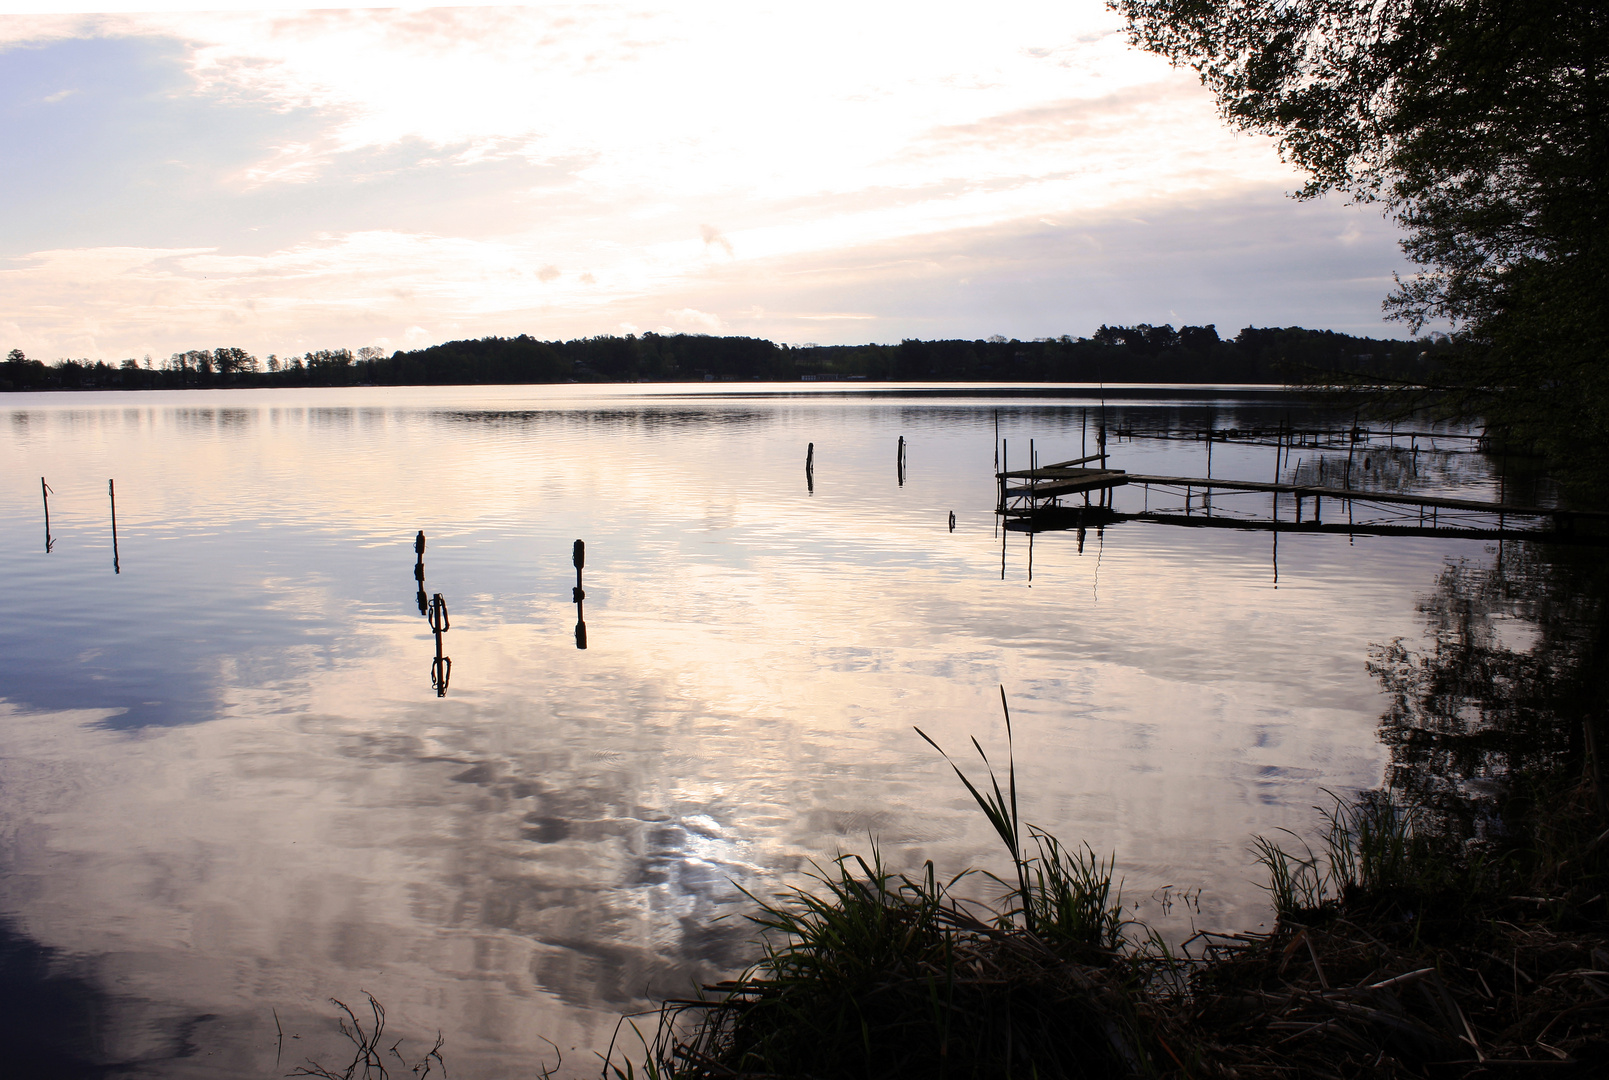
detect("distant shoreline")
[0,380,1408,400]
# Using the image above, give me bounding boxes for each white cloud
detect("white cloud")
[0,2,1417,358]
[666,307,723,332]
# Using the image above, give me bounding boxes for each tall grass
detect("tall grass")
[915,686,1125,955]
[620,690,1158,1079]
[1251,788,1453,920]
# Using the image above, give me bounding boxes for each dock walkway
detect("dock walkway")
[997,462,1608,541]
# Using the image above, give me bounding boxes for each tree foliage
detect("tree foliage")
[0,327,1451,391]
[1112,1,1609,479]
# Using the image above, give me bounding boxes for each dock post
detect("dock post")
[41,477,53,553]
[1001,440,1007,512]
[109,479,119,574]
[1343,410,1359,489]
[1029,438,1036,508]
[573,540,588,650]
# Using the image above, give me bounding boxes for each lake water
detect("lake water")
[0,384,1511,1076]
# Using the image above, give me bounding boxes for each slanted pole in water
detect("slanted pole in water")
[109,479,119,574]
[41,477,54,553]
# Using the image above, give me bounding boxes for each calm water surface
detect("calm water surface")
[0,384,1507,1076]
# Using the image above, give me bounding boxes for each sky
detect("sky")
[0,1,1421,362]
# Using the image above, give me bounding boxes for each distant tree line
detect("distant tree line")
[0,325,1450,391]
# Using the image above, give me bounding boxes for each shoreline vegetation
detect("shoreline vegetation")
[0,325,1450,392]
[593,692,1608,1079]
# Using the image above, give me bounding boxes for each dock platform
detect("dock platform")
[996,462,1609,543]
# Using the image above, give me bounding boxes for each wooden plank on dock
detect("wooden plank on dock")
[1119,474,1606,519]
[999,465,1123,479]
[1003,507,1609,545]
[1004,470,1130,498]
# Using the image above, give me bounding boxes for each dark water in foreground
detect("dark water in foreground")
[0,384,1556,1076]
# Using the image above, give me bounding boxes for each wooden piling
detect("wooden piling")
[41,477,53,553]
[573,541,589,650]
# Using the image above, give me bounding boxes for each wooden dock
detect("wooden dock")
[997,462,1609,542]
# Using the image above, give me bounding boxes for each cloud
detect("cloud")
[699,225,733,257]
[666,307,723,332]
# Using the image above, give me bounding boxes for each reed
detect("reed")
[290,994,443,1080]
[1250,788,1466,924]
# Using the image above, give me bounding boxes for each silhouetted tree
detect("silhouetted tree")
[1111,0,1609,485]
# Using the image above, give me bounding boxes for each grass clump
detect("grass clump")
[1251,789,1461,926]
[638,850,1151,1079]
[612,690,1177,1079]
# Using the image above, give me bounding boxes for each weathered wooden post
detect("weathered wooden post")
[1342,410,1360,492]
[109,479,119,574]
[573,539,587,650]
[41,477,54,553]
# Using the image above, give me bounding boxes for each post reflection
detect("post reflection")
[429,592,451,696]
[414,530,428,616]
[573,539,587,650]
[805,442,814,495]
[412,531,451,695]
